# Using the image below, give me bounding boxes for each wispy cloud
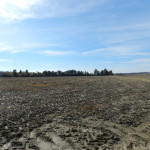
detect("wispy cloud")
[0,42,24,53]
[98,23,150,32]
[82,45,150,56]
[0,42,68,54]
[0,59,13,62]
[0,0,106,21]
[21,42,65,48]
[126,59,150,64]
[41,50,74,56]
[0,0,39,21]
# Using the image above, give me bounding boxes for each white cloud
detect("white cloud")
[0,59,13,62]
[11,50,24,53]
[41,0,105,18]
[82,45,148,56]
[0,42,67,54]
[0,42,24,53]
[0,0,39,20]
[98,23,150,32]
[0,0,106,21]
[128,59,150,63]
[41,50,74,56]
[96,21,150,46]
[21,42,64,48]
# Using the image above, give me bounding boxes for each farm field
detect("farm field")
[0,76,150,150]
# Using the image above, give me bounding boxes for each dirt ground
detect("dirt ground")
[0,75,150,150]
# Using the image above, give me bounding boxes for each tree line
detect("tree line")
[0,68,113,77]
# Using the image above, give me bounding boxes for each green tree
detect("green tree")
[25,69,30,77]
[109,70,113,75]
[103,68,109,75]
[100,70,104,76]
[13,69,18,77]
[94,69,99,76]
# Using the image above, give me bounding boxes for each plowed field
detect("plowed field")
[0,75,150,150]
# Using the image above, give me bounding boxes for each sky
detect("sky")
[0,0,150,73]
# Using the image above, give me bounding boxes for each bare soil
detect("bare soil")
[0,76,150,150]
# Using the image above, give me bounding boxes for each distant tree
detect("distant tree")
[25,69,30,77]
[0,68,113,77]
[100,69,113,76]
[47,71,51,76]
[43,70,48,76]
[57,70,62,76]
[109,70,113,75]
[77,71,84,76]
[19,70,22,77]
[94,69,99,76]
[13,69,18,77]
[64,70,77,76]
[103,68,109,75]
[51,71,57,76]
[100,70,104,76]
[84,71,90,76]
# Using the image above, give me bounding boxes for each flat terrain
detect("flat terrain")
[0,75,150,150]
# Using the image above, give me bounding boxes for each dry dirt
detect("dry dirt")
[0,75,150,150]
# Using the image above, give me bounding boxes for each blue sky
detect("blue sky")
[0,0,150,73]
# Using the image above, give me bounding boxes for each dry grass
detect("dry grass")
[114,74,150,82]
